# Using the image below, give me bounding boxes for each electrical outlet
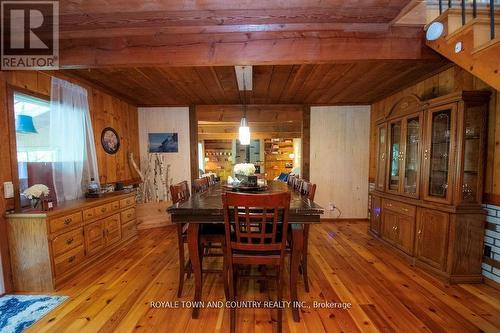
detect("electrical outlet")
[329,202,336,211]
[3,181,14,199]
[484,245,492,258]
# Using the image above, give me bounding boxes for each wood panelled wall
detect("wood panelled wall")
[0,70,139,292]
[369,65,500,200]
[1,71,139,195]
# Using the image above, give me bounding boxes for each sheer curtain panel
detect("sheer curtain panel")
[50,77,99,202]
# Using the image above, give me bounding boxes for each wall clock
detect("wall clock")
[101,127,120,155]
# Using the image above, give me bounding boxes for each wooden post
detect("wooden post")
[301,105,310,180]
[189,105,199,181]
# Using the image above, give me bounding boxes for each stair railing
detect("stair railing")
[434,0,497,40]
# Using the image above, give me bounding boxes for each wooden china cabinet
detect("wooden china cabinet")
[369,91,490,283]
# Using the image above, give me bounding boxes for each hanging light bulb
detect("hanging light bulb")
[239,116,250,145]
[238,67,251,145]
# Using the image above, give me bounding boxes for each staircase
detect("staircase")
[424,1,500,90]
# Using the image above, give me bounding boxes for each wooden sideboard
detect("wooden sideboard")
[370,91,490,283]
[6,191,138,292]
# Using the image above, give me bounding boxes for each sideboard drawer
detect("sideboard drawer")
[110,200,120,211]
[53,245,85,276]
[121,208,136,224]
[383,199,415,217]
[83,208,95,220]
[122,220,137,241]
[94,203,112,218]
[49,212,82,234]
[52,228,84,257]
[120,196,136,208]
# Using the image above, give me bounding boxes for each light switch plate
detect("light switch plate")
[3,181,14,199]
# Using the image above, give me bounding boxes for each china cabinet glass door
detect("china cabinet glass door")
[403,116,420,196]
[424,106,455,203]
[460,106,483,204]
[387,121,402,193]
[376,124,386,191]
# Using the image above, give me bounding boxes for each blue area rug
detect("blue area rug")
[0,295,68,333]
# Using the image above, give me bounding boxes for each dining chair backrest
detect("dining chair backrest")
[293,178,303,193]
[300,181,317,201]
[208,174,216,186]
[287,175,296,186]
[170,181,190,204]
[222,192,291,254]
[193,177,209,193]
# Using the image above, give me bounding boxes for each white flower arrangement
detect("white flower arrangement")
[22,184,50,200]
[234,163,256,176]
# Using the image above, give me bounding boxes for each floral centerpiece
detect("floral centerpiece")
[234,163,256,176]
[22,184,50,209]
[233,163,257,186]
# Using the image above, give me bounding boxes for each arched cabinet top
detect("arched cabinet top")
[385,95,426,121]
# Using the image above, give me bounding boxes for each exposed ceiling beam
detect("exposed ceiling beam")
[58,26,438,68]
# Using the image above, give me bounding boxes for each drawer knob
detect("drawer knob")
[402,208,409,212]
[64,218,72,225]
[66,238,74,245]
[68,256,76,263]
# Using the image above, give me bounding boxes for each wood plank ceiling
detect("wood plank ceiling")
[54,0,439,67]
[66,61,449,106]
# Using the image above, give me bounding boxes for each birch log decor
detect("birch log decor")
[139,154,172,203]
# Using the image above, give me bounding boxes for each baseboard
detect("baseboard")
[320,218,369,223]
[484,276,500,290]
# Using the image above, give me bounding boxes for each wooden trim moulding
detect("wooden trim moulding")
[189,105,199,181]
[301,105,310,180]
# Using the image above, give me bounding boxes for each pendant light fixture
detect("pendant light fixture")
[236,66,251,145]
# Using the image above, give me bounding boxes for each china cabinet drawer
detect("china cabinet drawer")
[49,212,82,234]
[53,245,85,276]
[52,228,84,257]
[120,196,136,208]
[121,208,136,224]
[122,220,137,241]
[383,199,415,217]
[94,203,112,218]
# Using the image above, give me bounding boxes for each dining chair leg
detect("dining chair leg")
[277,266,283,333]
[222,241,229,300]
[177,224,185,298]
[228,264,236,333]
[302,224,310,292]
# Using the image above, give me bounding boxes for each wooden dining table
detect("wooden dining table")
[167,181,324,322]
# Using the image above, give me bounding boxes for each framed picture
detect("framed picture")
[101,127,120,154]
[148,133,178,153]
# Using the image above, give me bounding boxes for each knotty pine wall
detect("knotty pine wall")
[0,71,139,293]
[369,65,500,200]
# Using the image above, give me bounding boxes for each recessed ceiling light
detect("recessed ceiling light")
[426,22,444,41]
[455,41,463,53]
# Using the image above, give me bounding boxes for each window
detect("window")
[14,92,55,207]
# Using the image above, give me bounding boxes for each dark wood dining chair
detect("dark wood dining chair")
[193,177,209,193]
[222,192,291,333]
[171,180,228,299]
[293,178,303,193]
[170,181,192,297]
[298,180,316,292]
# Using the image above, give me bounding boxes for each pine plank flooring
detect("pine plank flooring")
[26,221,500,333]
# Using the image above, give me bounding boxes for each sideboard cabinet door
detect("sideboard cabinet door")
[415,208,449,270]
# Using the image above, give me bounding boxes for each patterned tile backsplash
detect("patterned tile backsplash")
[483,203,500,284]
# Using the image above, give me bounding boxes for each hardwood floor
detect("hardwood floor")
[26,221,500,333]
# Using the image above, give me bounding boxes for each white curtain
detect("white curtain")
[50,77,99,202]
